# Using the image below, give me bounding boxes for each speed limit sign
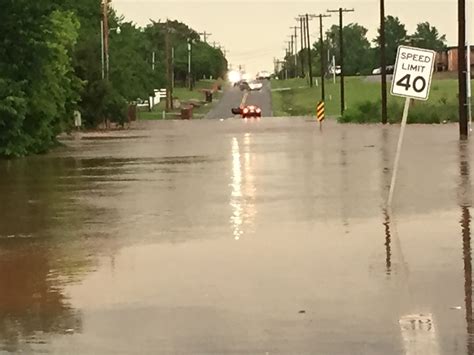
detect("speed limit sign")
[388,45,437,207]
[391,46,436,101]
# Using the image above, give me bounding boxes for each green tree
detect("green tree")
[409,22,447,51]
[326,23,373,75]
[0,1,81,157]
[375,16,408,64]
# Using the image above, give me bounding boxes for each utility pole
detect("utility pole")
[289,35,294,56]
[467,0,472,133]
[380,0,388,124]
[459,0,469,138]
[297,17,305,77]
[171,46,175,90]
[102,0,110,81]
[289,34,295,78]
[290,26,299,74]
[328,8,355,116]
[199,31,212,43]
[318,14,331,102]
[152,51,156,72]
[101,20,105,80]
[165,21,173,111]
[301,14,314,87]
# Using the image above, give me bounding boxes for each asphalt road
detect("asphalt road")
[205,80,273,119]
[0,119,473,354]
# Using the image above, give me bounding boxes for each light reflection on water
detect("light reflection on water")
[230,137,243,240]
[230,134,257,241]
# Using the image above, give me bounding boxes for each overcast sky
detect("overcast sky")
[113,0,467,75]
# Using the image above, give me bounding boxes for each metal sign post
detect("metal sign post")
[388,46,436,207]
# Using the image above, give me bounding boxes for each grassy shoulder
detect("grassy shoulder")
[271,75,461,123]
[138,80,224,120]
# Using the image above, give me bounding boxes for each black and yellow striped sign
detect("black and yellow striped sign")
[316,101,325,122]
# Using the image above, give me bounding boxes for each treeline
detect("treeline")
[279,16,447,78]
[0,0,227,157]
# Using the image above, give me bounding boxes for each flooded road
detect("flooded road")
[0,118,473,354]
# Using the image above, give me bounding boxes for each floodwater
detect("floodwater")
[0,118,472,354]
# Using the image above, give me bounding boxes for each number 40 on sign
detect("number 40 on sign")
[391,46,436,101]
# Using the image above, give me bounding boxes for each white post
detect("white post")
[101,20,105,80]
[188,41,192,90]
[388,98,411,207]
[332,55,336,84]
[467,0,473,133]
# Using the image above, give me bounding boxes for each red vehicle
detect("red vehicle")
[231,105,262,118]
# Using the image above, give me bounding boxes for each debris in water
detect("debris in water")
[450,306,462,310]
[299,310,306,314]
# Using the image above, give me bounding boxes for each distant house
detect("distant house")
[436,46,474,72]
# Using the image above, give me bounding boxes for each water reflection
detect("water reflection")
[458,141,474,354]
[383,210,392,276]
[0,157,113,352]
[0,246,83,352]
[381,128,392,276]
[229,134,257,240]
[339,128,349,232]
[230,137,243,240]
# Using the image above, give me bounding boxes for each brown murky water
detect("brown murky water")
[0,119,472,354]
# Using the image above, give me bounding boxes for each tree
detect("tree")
[0,1,229,156]
[0,1,81,157]
[409,22,447,51]
[326,23,373,75]
[375,16,408,64]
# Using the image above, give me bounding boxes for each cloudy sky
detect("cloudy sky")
[113,0,467,75]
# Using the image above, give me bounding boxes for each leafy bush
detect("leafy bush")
[339,99,458,124]
[104,89,128,126]
[338,100,381,123]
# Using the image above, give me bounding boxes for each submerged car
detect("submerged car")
[231,105,262,118]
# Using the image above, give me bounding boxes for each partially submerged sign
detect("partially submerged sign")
[388,46,436,207]
[391,46,436,101]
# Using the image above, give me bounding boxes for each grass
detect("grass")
[271,74,461,119]
[137,79,224,120]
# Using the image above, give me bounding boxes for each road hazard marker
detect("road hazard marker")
[316,101,325,122]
